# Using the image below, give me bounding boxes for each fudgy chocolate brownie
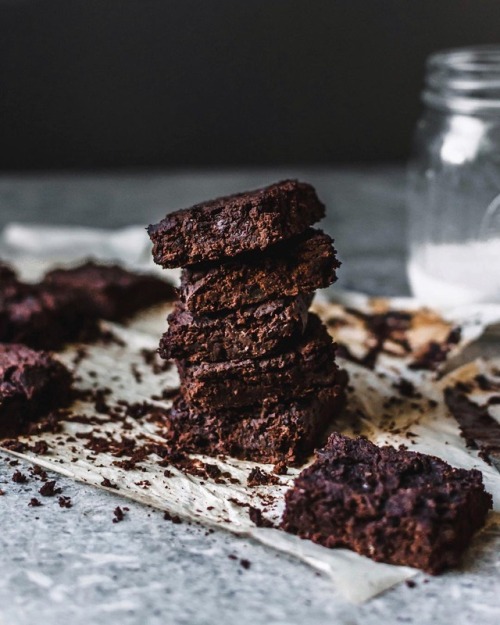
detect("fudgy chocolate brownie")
[0,343,72,437]
[160,294,312,363]
[180,229,339,314]
[43,261,177,321]
[0,263,17,283]
[0,281,94,350]
[177,314,341,409]
[165,384,347,465]
[281,433,492,573]
[148,180,325,268]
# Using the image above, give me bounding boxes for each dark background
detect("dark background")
[1,0,499,171]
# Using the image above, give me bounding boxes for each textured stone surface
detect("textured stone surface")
[0,168,499,624]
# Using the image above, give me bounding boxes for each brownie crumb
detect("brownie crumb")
[12,470,28,484]
[240,559,251,570]
[39,480,62,497]
[247,467,280,487]
[249,506,275,528]
[273,460,288,475]
[163,511,182,524]
[31,440,50,455]
[58,496,72,508]
[113,506,125,523]
[101,478,119,489]
[30,465,48,481]
[29,498,42,507]
[406,579,416,588]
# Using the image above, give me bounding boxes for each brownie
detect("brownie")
[177,314,341,409]
[0,263,17,283]
[281,433,492,573]
[148,180,325,268]
[0,343,72,437]
[160,294,312,363]
[165,384,347,465]
[180,229,339,314]
[445,385,500,469]
[43,261,177,321]
[0,280,95,350]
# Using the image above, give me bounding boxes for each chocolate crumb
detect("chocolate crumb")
[39,480,62,497]
[58,496,72,508]
[29,498,42,507]
[113,506,125,523]
[249,506,275,528]
[101,478,119,489]
[240,559,251,570]
[273,460,288,475]
[12,470,28,483]
[247,467,280,487]
[31,440,49,455]
[163,511,182,524]
[406,579,416,588]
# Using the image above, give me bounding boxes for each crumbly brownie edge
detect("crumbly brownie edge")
[164,383,347,465]
[160,294,312,363]
[148,180,326,268]
[180,229,339,314]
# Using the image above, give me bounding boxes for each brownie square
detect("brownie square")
[0,343,72,437]
[180,229,339,314]
[177,314,341,409]
[148,179,325,268]
[281,433,492,573]
[160,293,312,363]
[0,281,95,350]
[43,261,177,321]
[0,263,17,283]
[165,384,347,465]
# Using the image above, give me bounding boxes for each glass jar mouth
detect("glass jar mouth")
[423,45,500,115]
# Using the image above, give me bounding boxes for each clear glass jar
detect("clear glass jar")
[407,46,500,306]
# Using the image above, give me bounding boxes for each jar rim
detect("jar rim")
[423,45,500,115]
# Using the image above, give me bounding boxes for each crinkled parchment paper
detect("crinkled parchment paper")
[1,224,500,604]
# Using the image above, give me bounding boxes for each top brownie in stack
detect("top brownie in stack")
[149,179,345,464]
[148,179,325,267]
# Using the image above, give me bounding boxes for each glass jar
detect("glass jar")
[407,46,500,306]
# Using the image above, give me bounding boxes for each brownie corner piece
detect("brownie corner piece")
[0,343,73,437]
[281,433,492,573]
[148,179,325,267]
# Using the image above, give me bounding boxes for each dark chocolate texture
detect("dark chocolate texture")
[0,343,72,437]
[177,314,341,409]
[165,384,347,465]
[180,229,339,314]
[160,294,312,363]
[281,433,492,573]
[0,262,176,350]
[43,261,177,321]
[148,179,325,268]
[445,385,500,470]
[0,280,95,350]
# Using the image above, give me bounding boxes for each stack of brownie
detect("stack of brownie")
[148,180,347,465]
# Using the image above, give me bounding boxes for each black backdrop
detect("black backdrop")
[1,0,499,170]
